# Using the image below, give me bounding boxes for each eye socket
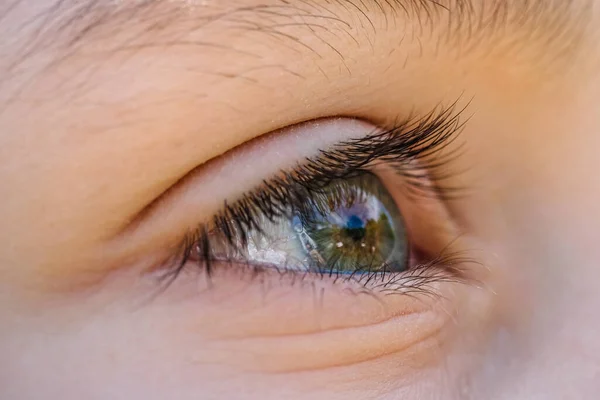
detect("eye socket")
[118,112,482,373]
[155,108,470,295]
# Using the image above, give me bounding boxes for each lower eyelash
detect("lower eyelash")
[159,242,475,299]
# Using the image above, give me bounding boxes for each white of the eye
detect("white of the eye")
[238,187,402,270]
[241,216,312,271]
[246,236,288,265]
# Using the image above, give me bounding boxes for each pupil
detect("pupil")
[344,214,366,241]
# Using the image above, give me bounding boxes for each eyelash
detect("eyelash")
[159,105,472,295]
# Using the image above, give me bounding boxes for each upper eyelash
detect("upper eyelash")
[162,104,468,287]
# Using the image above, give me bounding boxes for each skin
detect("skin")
[1,0,600,398]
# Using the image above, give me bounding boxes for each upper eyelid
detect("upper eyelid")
[111,118,381,243]
[190,105,464,245]
[123,104,463,238]
[212,105,464,225]
[98,107,467,291]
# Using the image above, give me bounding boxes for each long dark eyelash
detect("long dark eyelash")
[339,251,478,299]
[163,104,468,289]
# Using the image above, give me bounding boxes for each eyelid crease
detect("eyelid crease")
[117,117,377,236]
[206,308,447,374]
[114,100,466,248]
[216,307,425,340]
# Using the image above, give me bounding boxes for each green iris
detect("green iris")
[294,173,407,273]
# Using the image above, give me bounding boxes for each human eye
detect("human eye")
[215,171,410,276]
[164,108,470,295]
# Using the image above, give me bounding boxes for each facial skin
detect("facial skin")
[1,0,600,399]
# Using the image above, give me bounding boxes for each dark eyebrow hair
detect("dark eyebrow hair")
[0,0,590,87]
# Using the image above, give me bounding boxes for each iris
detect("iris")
[295,174,408,273]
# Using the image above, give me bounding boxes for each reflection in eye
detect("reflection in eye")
[232,173,408,274]
[163,106,470,294]
[300,174,408,273]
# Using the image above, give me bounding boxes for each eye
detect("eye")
[154,107,472,295]
[211,172,409,274]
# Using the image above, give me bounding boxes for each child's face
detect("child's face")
[1,1,600,399]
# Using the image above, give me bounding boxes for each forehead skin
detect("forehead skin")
[0,0,598,288]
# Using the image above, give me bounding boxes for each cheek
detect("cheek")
[0,304,436,400]
[0,265,490,400]
[461,167,600,396]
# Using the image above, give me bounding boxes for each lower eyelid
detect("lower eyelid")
[207,308,447,374]
[118,118,376,243]
[167,259,458,333]
[212,285,435,340]
[151,258,472,375]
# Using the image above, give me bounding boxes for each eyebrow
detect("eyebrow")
[2,0,589,77]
